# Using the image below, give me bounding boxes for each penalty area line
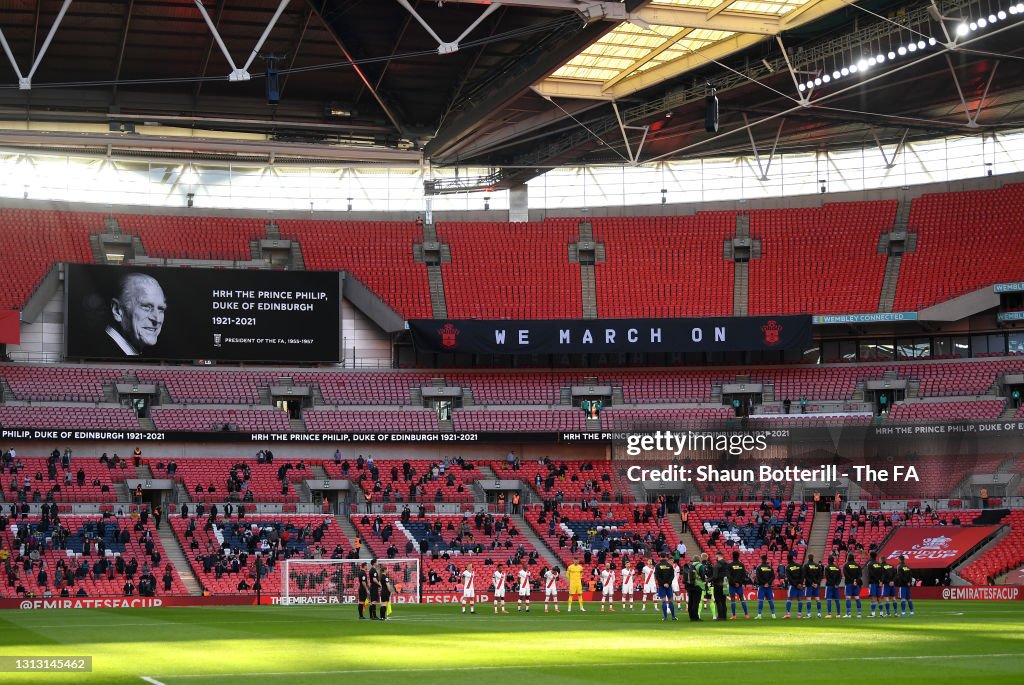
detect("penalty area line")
[143,652,1024,680]
[141,677,167,685]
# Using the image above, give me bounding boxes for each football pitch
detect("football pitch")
[0,602,1022,684]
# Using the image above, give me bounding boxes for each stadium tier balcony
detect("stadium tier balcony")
[0,366,113,402]
[0,406,138,430]
[592,213,735,318]
[0,208,100,310]
[959,510,1024,585]
[150,408,291,433]
[451,410,585,433]
[600,407,732,431]
[857,455,1008,500]
[910,359,1024,397]
[294,372,433,405]
[278,219,431,319]
[446,372,575,406]
[137,370,275,405]
[151,458,310,503]
[303,409,439,433]
[437,220,582,319]
[748,201,897,315]
[887,399,1006,423]
[351,513,533,593]
[896,183,1024,311]
[604,369,721,404]
[168,515,352,596]
[3,456,126,503]
[0,516,187,598]
[327,457,483,504]
[115,213,264,261]
[746,415,873,428]
[690,501,809,571]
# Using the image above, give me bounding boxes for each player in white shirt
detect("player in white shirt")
[620,562,636,610]
[543,566,561,613]
[599,563,616,612]
[640,558,657,611]
[517,562,532,612]
[461,563,476,614]
[492,562,508,614]
[672,561,683,610]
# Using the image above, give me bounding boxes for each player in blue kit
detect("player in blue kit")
[865,551,885,617]
[881,557,898,617]
[802,554,823,618]
[753,554,776,619]
[823,556,843,618]
[784,553,804,619]
[895,555,915,617]
[727,551,750,619]
[842,553,863,618]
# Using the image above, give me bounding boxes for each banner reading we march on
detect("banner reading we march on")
[409,315,813,355]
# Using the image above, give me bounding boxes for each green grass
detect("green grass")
[0,601,1022,684]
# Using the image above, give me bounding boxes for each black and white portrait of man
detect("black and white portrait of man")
[104,273,167,356]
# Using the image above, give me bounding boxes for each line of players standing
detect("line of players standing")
[457,549,916,620]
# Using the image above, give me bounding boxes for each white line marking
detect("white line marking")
[140,677,167,685]
[3,605,1019,631]
[146,653,1024,680]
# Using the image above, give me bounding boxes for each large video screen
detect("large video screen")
[65,264,340,362]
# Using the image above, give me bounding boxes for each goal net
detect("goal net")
[280,558,420,606]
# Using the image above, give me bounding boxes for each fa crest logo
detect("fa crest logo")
[438,323,460,350]
[761,319,782,346]
[916,536,952,551]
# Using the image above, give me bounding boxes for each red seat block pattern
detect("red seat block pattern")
[896,183,1024,310]
[748,201,896,315]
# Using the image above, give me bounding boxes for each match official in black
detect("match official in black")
[711,551,729,621]
[356,562,369,620]
[368,558,382,620]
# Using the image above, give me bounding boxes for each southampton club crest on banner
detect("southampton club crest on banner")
[761,319,783,346]
[438,323,460,350]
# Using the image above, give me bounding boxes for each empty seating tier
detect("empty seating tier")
[896,183,1024,310]
[437,220,582,319]
[748,201,896,315]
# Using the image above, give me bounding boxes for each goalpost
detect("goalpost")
[280,558,421,606]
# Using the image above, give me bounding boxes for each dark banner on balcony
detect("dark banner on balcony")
[409,316,813,355]
[65,264,340,362]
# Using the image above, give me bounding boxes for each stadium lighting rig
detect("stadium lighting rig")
[796,2,1023,93]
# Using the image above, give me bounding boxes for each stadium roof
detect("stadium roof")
[0,0,1020,187]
